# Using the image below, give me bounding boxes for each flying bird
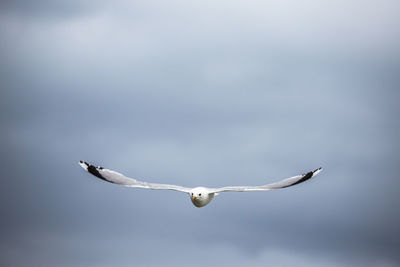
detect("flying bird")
[79,161,322,208]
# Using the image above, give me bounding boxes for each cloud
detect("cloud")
[4,229,396,267]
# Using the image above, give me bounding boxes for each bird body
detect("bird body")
[189,187,216,207]
[79,161,322,208]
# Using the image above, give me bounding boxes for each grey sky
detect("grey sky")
[1,1,399,266]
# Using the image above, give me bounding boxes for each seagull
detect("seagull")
[79,161,322,208]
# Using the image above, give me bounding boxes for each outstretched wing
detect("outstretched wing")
[209,167,322,193]
[79,161,191,193]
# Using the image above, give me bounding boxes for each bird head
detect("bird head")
[190,187,209,200]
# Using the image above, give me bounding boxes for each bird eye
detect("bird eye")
[199,193,201,196]
[191,193,193,196]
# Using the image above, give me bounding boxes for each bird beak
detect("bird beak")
[192,196,197,200]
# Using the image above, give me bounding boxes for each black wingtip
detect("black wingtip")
[87,164,104,179]
[290,167,322,187]
[301,171,314,181]
[79,161,110,183]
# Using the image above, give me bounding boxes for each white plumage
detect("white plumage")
[79,161,322,208]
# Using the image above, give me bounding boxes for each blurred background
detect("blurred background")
[1,0,399,266]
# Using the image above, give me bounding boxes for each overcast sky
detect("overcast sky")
[1,1,399,266]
